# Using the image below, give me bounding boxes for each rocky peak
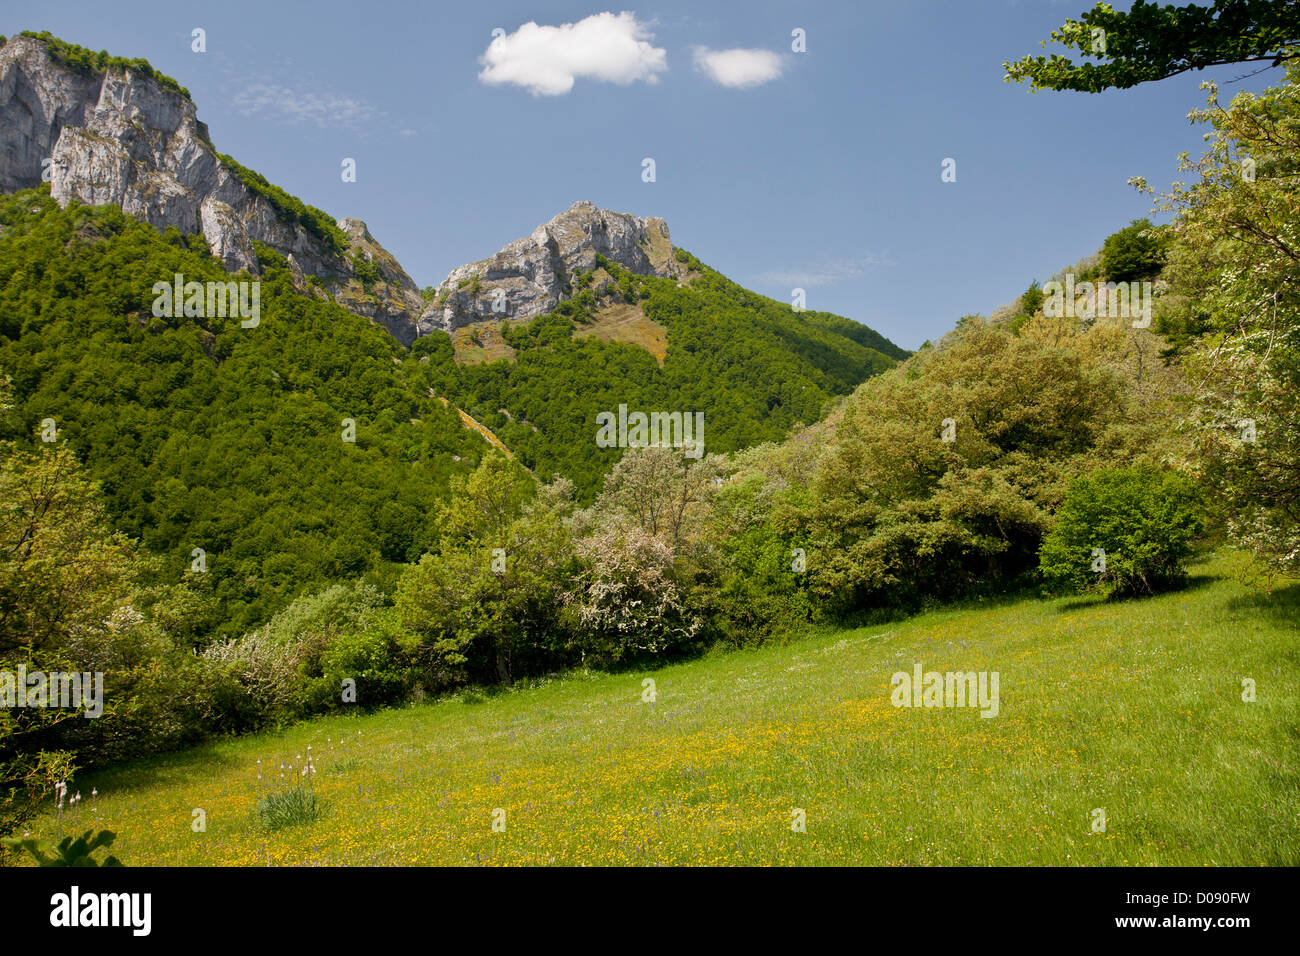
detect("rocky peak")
[338,217,375,244]
[330,217,424,343]
[0,33,422,344]
[417,201,682,334]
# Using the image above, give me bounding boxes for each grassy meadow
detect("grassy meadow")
[23,551,1299,866]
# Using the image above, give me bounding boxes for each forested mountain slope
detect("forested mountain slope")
[0,191,481,635]
[0,30,908,631]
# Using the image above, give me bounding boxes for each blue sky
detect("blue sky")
[6,1,1280,349]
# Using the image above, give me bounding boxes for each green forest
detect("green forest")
[424,251,905,496]
[0,192,485,635]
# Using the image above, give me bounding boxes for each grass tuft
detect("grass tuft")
[254,786,323,831]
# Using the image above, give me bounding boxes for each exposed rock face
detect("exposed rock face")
[200,198,257,274]
[333,217,426,346]
[418,200,682,335]
[0,34,421,343]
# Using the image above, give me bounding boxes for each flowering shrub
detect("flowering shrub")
[201,628,305,732]
[569,525,699,665]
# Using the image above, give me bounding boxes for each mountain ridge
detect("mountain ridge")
[0,31,425,344]
[418,200,685,335]
[0,29,912,508]
[0,31,904,362]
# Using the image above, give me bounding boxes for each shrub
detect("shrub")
[20,31,190,99]
[704,474,815,646]
[396,461,576,689]
[1038,467,1203,596]
[724,533,812,641]
[214,153,348,257]
[265,582,383,649]
[569,525,700,665]
[350,253,381,291]
[306,611,409,711]
[804,318,1138,614]
[200,628,306,732]
[1100,218,1167,282]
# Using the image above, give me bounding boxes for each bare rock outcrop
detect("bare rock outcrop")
[0,33,421,343]
[418,200,682,334]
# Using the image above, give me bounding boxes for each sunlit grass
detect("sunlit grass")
[24,551,1299,866]
[254,786,323,832]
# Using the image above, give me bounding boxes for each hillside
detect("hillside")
[0,184,903,627]
[0,190,484,635]
[0,30,908,632]
[22,550,1297,866]
[0,31,424,342]
[0,30,905,369]
[417,248,906,496]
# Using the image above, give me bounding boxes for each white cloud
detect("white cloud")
[757,252,893,288]
[478,12,668,96]
[232,83,374,128]
[693,46,784,88]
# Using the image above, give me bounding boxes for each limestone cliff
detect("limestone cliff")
[418,200,683,334]
[0,33,421,343]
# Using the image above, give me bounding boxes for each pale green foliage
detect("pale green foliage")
[1141,66,1300,575]
[0,391,142,834]
[586,445,725,556]
[200,627,306,729]
[800,316,1180,611]
[396,454,573,686]
[198,581,385,728]
[262,582,384,648]
[0,445,137,662]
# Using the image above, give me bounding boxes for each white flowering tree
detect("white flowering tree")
[1136,66,1300,576]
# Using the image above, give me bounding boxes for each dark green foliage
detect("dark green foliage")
[673,247,703,271]
[707,481,814,645]
[1038,467,1204,596]
[304,609,410,711]
[1004,1,1300,93]
[1,828,123,866]
[432,255,906,498]
[18,31,190,99]
[1100,218,1167,282]
[395,455,577,687]
[0,189,481,639]
[349,252,381,292]
[1007,280,1046,332]
[1020,280,1045,315]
